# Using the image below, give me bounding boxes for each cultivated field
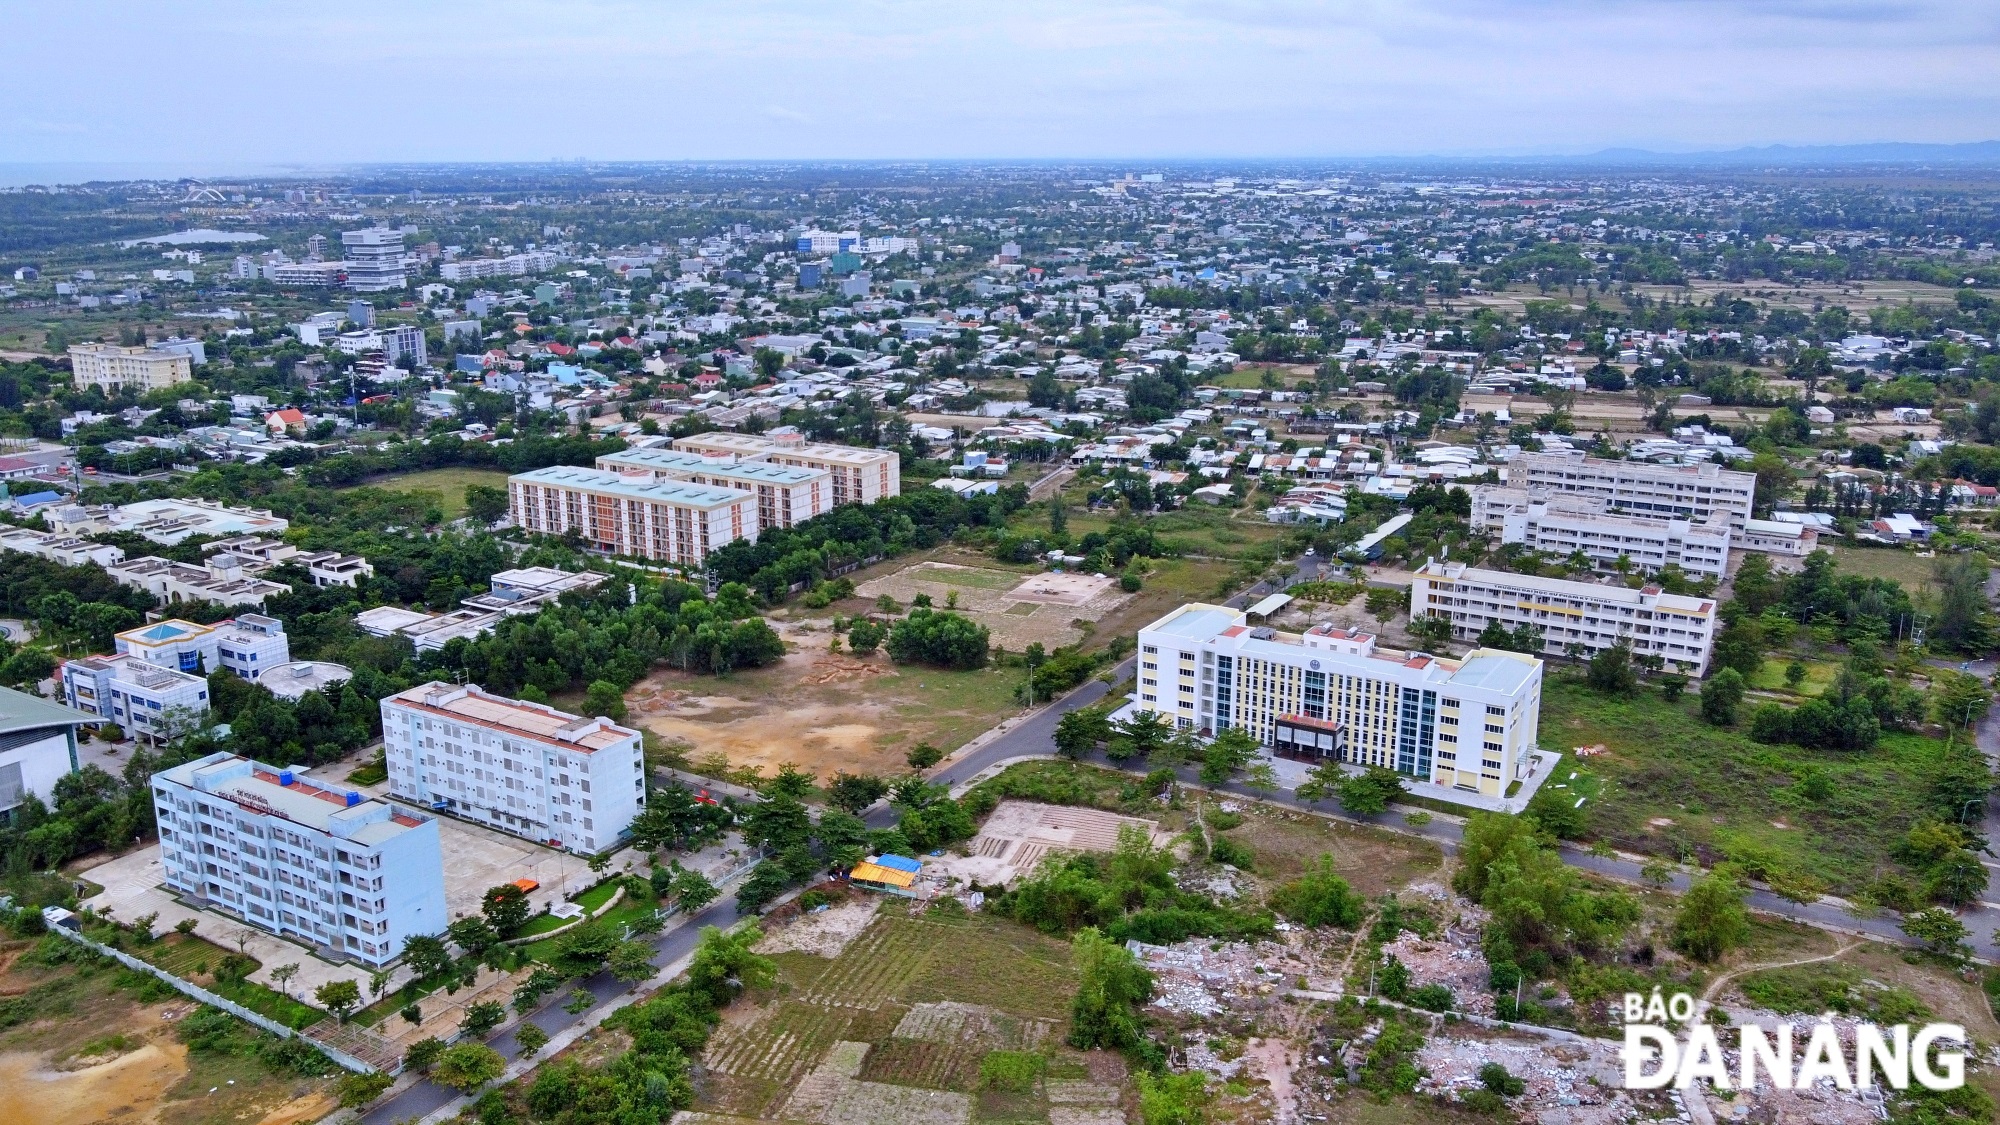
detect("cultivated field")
[693,898,1116,1125]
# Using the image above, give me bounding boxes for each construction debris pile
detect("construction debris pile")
[1380,927,1495,1017]
[1128,937,1329,1018]
[1414,1034,1645,1125]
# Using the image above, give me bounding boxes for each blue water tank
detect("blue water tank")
[344,792,362,807]
[278,770,294,786]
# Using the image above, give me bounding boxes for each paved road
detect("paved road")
[359,896,746,1125]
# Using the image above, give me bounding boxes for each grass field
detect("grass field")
[1540,676,1959,898]
[342,466,512,519]
[1827,544,1941,589]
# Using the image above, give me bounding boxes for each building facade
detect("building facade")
[152,752,446,966]
[1134,603,1543,798]
[1471,488,1732,577]
[67,343,193,392]
[381,682,645,853]
[61,654,210,741]
[0,686,88,823]
[670,430,900,506]
[1410,560,1719,676]
[1504,453,1757,530]
[507,466,757,565]
[595,447,830,529]
[111,616,291,682]
[341,228,406,292]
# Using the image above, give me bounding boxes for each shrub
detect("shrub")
[1207,836,1254,870]
[978,1049,1046,1092]
[1407,983,1454,1011]
[336,1071,394,1107]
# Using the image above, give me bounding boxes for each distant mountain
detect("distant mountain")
[1506,141,2000,167]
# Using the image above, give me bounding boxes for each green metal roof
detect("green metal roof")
[0,685,90,733]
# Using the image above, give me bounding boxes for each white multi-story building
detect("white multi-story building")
[111,615,291,683]
[151,752,446,966]
[67,343,193,392]
[595,447,831,529]
[1134,603,1543,799]
[1410,560,1720,676]
[381,682,645,854]
[508,466,758,565]
[342,228,406,292]
[1737,518,1820,557]
[672,430,900,506]
[1504,453,1757,530]
[61,654,210,741]
[1470,488,1732,578]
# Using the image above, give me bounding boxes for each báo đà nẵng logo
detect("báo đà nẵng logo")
[1619,990,1967,1092]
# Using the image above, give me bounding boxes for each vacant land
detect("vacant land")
[854,559,1130,653]
[0,937,333,1125]
[629,620,1027,781]
[693,897,1110,1124]
[1541,676,1956,896]
[1828,544,1942,589]
[341,466,511,519]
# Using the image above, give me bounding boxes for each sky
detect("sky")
[3,0,1996,170]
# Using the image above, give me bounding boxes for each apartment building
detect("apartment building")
[381,682,645,854]
[105,554,290,608]
[1411,560,1719,676]
[1504,453,1757,530]
[1134,603,1543,799]
[112,615,291,682]
[152,752,446,966]
[67,343,193,392]
[1471,487,1732,577]
[595,447,830,529]
[508,466,757,565]
[341,228,406,292]
[671,430,900,506]
[61,654,210,741]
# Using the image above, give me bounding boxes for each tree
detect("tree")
[401,1003,423,1026]
[1700,668,1745,726]
[335,1071,395,1108]
[886,607,989,669]
[482,883,532,938]
[1053,710,1103,760]
[448,914,499,956]
[906,742,943,769]
[826,771,889,814]
[1931,554,1990,653]
[846,618,885,655]
[460,1000,507,1037]
[515,1023,549,1057]
[685,924,776,1008]
[1337,766,1407,815]
[1269,855,1365,928]
[404,932,453,980]
[583,680,627,722]
[403,1037,446,1072]
[1902,907,1970,960]
[1243,762,1279,797]
[464,485,510,525]
[270,962,299,997]
[1409,614,1453,652]
[609,940,657,986]
[1671,872,1751,963]
[1199,727,1258,785]
[1115,710,1173,759]
[315,978,362,1022]
[431,1042,506,1093]
[1659,673,1688,702]
[1585,643,1637,694]
[554,920,620,975]
[1068,927,1152,1052]
[671,868,720,912]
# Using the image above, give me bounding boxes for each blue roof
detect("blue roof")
[13,491,61,508]
[139,623,192,640]
[873,854,922,873]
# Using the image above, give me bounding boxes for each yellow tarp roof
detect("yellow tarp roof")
[850,861,917,888]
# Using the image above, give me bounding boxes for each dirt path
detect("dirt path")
[1699,938,1863,1004]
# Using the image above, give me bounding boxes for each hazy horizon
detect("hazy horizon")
[6,1,1996,170]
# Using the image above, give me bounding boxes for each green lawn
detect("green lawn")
[1827,545,1941,589]
[1541,676,1960,899]
[341,466,512,519]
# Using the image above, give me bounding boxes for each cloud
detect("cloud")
[0,0,1989,162]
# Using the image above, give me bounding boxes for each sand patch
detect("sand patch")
[0,1039,189,1125]
[755,898,880,958]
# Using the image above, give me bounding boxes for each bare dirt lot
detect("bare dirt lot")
[628,620,1025,783]
[855,560,1130,653]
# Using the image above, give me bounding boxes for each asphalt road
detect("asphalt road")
[359,896,746,1125]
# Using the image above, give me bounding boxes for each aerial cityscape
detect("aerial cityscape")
[0,6,1997,1125]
